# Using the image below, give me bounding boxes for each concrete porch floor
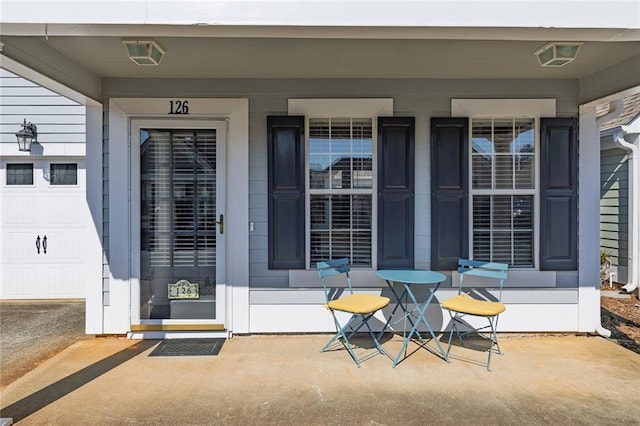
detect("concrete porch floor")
[1,333,640,425]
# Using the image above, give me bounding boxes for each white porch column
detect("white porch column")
[85,103,104,334]
[577,105,601,332]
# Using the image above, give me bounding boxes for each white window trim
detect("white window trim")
[452,99,555,118]
[108,98,250,334]
[452,99,556,285]
[289,99,393,118]
[288,99,393,287]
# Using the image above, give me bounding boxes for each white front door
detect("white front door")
[130,119,226,326]
[0,159,88,299]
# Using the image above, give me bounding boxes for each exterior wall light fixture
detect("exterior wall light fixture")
[122,39,165,66]
[534,42,582,67]
[16,118,37,152]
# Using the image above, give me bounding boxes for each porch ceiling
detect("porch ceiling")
[2,34,639,80]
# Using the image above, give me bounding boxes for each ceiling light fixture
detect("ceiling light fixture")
[534,42,582,67]
[122,39,165,66]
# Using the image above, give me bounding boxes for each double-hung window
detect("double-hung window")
[471,118,536,267]
[269,99,408,272]
[434,100,575,272]
[308,118,374,267]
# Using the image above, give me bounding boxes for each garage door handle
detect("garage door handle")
[36,235,41,254]
[43,235,48,254]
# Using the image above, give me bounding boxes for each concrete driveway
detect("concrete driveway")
[1,333,640,425]
[0,300,87,388]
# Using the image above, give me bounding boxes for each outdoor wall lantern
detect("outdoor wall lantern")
[15,119,37,152]
[122,39,165,66]
[534,42,582,67]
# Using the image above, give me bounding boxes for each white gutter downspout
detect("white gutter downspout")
[594,100,626,338]
[613,130,639,296]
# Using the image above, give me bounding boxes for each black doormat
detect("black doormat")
[149,338,225,357]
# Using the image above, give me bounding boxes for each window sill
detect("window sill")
[289,268,383,288]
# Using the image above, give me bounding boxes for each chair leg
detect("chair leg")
[445,313,503,372]
[445,312,457,357]
[321,311,389,367]
[485,316,503,372]
[361,314,390,357]
[491,316,503,355]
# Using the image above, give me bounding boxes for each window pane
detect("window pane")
[492,195,512,228]
[470,117,536,268]
[308,117,373,267]
[495,154,513,189]
[140,129,217,320]
[493,119,513,154]
[472,118,536,190]
[472,195,534,267]
[472,154,492,189]
[472,120,493,154]
[309,118,373,190]
[309,194,372,267]
[472,195,491,229]
[50,163,78,185]
[514,119,535,189]
[7,163,34,185]
[472,120,493,190]
[309,118,331,189]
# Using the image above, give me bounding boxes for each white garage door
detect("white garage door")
[0,159,88,299]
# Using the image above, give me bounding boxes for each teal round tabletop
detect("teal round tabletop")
[376,269,446,285]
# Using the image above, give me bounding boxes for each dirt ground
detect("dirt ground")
[0,301,87,389]
[600,283,640,354]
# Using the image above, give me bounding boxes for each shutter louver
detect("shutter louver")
[268,116,305,269]
[377,117,415,269]
[431,117,469,270]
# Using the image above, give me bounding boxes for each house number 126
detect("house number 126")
[168,100,190,115]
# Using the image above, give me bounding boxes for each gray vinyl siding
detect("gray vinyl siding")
[0,68,85,149]
[102,77,579,304]
[600,147,629,271]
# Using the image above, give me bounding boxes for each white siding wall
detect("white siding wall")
[0,68,89,299]
[102,77,580,332]
[0,69,86,156]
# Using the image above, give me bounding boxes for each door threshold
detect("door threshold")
[131,324,225,332]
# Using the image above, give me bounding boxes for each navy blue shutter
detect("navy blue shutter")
[267,116,305,269]
[377,117,415,269]
[430,118,469,270]
[540,117,578,270]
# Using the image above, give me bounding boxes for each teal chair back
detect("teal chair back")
[458,259,509,301]
[317,258,353,302]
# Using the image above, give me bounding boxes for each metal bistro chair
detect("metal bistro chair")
[316,258,391,367]
[441,259,508,371]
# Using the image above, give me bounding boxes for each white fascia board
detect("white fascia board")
[1,1,639,30]
[623,115,640,134]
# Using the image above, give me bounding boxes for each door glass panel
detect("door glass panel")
[140,129,217,320]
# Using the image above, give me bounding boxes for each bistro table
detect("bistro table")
[376,269,450,367]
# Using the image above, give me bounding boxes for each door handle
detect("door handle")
[43,235,48,254]
[216,214,224,234]
[36,235,41,254]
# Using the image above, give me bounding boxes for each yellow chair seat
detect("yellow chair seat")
[328,294,390,315]
[441,294,505,317]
